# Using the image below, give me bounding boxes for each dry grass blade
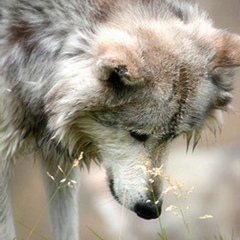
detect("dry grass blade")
[86,226,107,240]
[16,221,49,240]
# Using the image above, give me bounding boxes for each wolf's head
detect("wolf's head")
[47,2,240,219]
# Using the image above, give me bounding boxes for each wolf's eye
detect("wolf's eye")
[130,131,149,142]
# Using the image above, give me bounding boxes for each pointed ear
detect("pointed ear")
[95,44,144,85]
[211,32,240,70]
[96,59,135,85]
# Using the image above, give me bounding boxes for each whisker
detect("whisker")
[192,130,201,152]
[186,131,193,153]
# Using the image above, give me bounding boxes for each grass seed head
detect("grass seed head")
[47,172,55,181]
[199,214,213,220]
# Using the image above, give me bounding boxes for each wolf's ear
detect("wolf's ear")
[96,58,144,86]
[211,32,240,70]
[95,45,144,86]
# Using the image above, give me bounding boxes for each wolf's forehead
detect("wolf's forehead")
[141,44,209,80]
[136,23,212,73]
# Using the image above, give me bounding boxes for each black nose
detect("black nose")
[134,200,163,220]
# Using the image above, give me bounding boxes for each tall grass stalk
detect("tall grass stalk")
[149,184,169,240]
[23,154,83,240]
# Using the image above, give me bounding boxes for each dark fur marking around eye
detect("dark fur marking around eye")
[130,131,149,142]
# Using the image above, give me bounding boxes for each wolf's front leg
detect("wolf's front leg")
[41,159,81,240]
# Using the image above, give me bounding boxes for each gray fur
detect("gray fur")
[1,0,240,239]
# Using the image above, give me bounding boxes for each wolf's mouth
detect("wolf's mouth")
[109,179,120,204]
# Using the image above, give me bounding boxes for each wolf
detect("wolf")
[0,0,240,239]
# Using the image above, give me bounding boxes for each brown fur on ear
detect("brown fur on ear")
[212,32,240,70]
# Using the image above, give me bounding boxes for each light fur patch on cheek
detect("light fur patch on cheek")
[81,120,165,208]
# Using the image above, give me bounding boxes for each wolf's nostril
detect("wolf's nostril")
[134,200,163,220]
